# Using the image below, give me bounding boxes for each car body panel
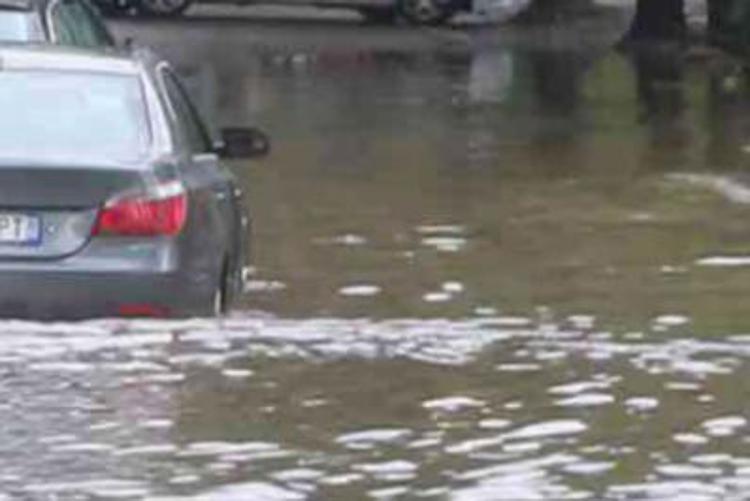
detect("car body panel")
[0,45,251,318]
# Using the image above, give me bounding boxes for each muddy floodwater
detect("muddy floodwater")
[8,9,750,500]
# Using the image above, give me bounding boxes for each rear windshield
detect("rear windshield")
[0,70,150,164]
[0,11,44,42]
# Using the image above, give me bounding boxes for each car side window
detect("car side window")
[161,69,213,155]
[50,0,113,48]
[78,0,115,46]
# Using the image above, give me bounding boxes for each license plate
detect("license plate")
[0,213,41,245]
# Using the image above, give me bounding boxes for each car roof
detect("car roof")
[0,44,141,75]
[0,0,42,11]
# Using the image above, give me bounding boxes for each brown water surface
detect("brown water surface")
[4,11,750,500]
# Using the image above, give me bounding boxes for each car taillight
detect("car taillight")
[93,184,187,237]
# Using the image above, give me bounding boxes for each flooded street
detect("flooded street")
[9,5,750,499]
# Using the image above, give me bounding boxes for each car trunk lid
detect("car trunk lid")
[0,166,147,259]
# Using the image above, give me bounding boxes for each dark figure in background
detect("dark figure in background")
[630,47,691,172]
[708,0,750,52]
[627,0,685,40]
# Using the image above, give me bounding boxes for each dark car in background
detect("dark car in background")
[99,0,471,26]
[0,45,268,319]
[0,0,115,46]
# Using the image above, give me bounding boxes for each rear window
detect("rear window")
[0,71,150,164]
[0,10,44,42]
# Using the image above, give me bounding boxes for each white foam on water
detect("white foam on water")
[335,429,412,449]
[554,393,615,408]
[691,454,734,465]
[504,420,588,441]
[338,285,382,297]
[415,225,465,235]
[139,419,173,430]
[114,444,178,457]
[423,292,453,303]
[653,315,691,327]
[244,280,288,293]
[271,469,324,482]
[178,441,281,458]
[321,234,367,246]
[548,379,615,396]
[697,256,750,267]
[607,480,727,499]
[567,315,595,329]
[151,482,305,501]
[666,381,703,392]
[673,433,710,446]
[656,464,723,478]
[420,237,467,253]
[496,363,541,372]
[478,419,512,430]
[503,441,542,454]
[442,281,465,293]
[22,479,149,498]
[51,443,114,454]
[669,173,750,205]
[702,416,747,431]
[222,368,254,379]
[353,460,418,475]
[368,486,410,499]
[474,307,498,316]
[624,397,660,412]
[422,396,486,412]
[317,473,364,486]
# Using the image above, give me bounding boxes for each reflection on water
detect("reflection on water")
[5,314,750,500]
[14,12,750,500]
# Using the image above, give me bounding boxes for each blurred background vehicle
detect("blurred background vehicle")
[95,0,473,25]
[0,0,114,47]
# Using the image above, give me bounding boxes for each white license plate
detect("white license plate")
[0,213,41,245]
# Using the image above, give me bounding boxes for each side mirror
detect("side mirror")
[217,127,270,159]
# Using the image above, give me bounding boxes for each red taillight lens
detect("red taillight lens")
[93,191,187,237]
[117,304,170,317]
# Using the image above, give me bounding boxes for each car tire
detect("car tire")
[201,261,230,318]
[137,0,192,17]
[211,286,224,317]
[95,0,135,17]
[359,7,398,24]
[398,0,454,25]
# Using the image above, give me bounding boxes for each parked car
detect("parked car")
[0,44,268,319]
[97,0,471,26]
[0,0,115,47]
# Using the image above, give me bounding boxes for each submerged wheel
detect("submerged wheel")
[201,261,230,318]
[359,7,398,24]
[137,0,192,17]
[211,287,224,317]
[398,0,454,25]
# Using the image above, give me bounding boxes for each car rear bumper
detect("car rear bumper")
[0,238,216,320]
[0,270,212,320]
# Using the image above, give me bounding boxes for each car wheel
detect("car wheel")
[138,0,192,17]
[398,0,454,25]
[95,0,133,17]
[200,261,229,318]
[359,7,397,24]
